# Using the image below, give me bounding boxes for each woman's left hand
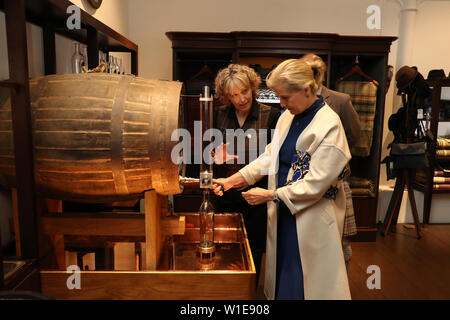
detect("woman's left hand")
[241,188,274,206]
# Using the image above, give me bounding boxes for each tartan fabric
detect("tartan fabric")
[437,138,450,149]
[348,176,376,197]
[343,180,357,237]
[336,81,378,157]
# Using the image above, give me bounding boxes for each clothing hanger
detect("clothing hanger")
[190,63,216,80]
[336,56,379,86]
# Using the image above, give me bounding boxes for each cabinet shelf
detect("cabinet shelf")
[0,80,20,89]
[413,77,450,222]
[0,0,137,52]
[412,182,450,194]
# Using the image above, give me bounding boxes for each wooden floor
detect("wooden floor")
[349,224,450,300]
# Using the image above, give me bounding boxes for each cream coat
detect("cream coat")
[239,103,352,300]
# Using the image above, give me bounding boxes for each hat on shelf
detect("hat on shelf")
[427,69,446,81]
[395,65,418,94]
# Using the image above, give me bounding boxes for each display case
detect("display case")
[413,78,450,223]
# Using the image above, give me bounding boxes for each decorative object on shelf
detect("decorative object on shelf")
[87,0,103,9]
[71,42,86,74]
[257,87,280,104]
[82,61,107,73]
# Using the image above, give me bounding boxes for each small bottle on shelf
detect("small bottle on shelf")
[71,42,85,74]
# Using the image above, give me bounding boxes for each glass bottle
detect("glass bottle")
[81,44,88,72]
[118,58,124,75]
[198,189,215,251]
[71,42,85,74]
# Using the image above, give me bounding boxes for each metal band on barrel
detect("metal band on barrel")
[111,76,130,196]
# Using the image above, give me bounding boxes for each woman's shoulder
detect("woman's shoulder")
[318,103,342,124]
[256,102,279,114]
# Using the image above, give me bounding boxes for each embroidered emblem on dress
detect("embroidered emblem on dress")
[286,150,311,185]
[285,150,346,200]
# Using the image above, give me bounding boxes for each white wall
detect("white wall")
[128,0,400,81]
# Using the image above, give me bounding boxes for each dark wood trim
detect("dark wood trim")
[0,0,138,52]
[41,212,185,237]
[42,26,56,75]
[131,49,138,76]
[5,0,39,259]
[87,26,99,69]
[0,232,4,288]
[0,80,20,89]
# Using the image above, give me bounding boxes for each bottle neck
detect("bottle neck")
[202,189,210,201]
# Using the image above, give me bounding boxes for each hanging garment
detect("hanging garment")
[336,81,378,157]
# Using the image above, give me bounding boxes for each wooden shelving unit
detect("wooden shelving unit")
[0,0,138,291]
[413,78,450,223]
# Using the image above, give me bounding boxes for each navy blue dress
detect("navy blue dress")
[275,97,325,300]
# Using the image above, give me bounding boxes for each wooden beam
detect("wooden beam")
[41,270,255,300]
[41,213,185,237]
[5,0,39,259]
[87,26,99,69]
[144,190,163,270]
[11,188,21,257]
[42,26,56,75]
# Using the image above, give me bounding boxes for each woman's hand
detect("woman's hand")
[241,188,275,205]
[213,142,238,165]
[212,172,250,196]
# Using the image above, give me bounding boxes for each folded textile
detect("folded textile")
[434,177,450,183]
[433,184,450,190]
[348,176,375,188]
[343,181,357,237]
[349,188,376,197]
[348,176,376,197]
[435,169,450,177]
[437,138,450,149]
[436,150,450,157]
[336,81,378,157]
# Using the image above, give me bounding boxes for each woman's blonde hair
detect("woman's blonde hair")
[300,53,326,87]
[214,64,261,105]
[266,59,319,94]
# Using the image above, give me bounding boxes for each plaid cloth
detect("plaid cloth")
[348,176,376,197]
[437,138,450,149]
[343,180,357,237]
[336,81,378,157]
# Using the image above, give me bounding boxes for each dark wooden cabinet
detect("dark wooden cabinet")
[167,31,397,241]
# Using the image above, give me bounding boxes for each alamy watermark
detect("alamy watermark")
[366,265,381,290]
[66,4,81,30]
[66,265,81,290]
[366,5,381,30]
[171,121,279,175]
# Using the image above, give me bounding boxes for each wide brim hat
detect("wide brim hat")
[395,65,418,94]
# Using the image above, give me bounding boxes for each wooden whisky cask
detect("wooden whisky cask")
[0,74,183,202]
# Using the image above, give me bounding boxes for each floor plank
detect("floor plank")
[349,224,450,300]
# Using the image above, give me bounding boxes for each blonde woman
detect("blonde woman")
[213,59,351,300]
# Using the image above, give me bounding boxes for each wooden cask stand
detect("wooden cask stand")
[10,189,256,299]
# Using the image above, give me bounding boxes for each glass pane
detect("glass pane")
[0,86,15,260]
[0,12,10,81]
[440,87,450,121]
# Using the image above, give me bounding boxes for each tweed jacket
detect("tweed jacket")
[239,103,352,300]
[320,86,361,148]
